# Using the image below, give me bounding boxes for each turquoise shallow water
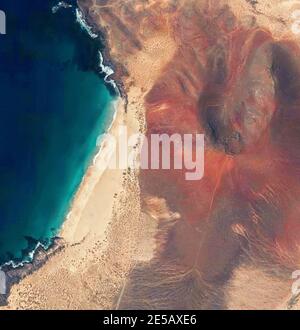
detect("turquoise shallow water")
[0,0,116,265]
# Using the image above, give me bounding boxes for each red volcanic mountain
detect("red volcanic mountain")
[79,0,300,309]
[138,6,300,308]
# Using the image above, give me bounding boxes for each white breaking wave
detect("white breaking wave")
[52,1,72,14]
[75,8,98,39]
[98,51,118,92]
[75,8,119,93]
[0,241,51,270]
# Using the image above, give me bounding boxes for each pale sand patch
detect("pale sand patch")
[61,98,126,246]
[225,265,292,310]
[227,0,300,39]
[126,34,177,91]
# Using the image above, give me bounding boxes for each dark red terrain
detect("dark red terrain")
[129,6,300,309]
[79,0,300,309]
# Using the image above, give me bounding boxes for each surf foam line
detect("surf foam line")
[98,51,119,92]
[75,6,121,161]
[75,8,98,39]
[0,240,52,270]
[52,1,72,14]
[75,7,119,93]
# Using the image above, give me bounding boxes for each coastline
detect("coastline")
[0,3,120,270]
[0,88,123,308]
[58,4,129,247]
[0,0,174,308]
[5,87,150,309]
[0,3,129,306]
[59,97,123,245]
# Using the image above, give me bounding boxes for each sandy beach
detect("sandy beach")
[0,97,137,309]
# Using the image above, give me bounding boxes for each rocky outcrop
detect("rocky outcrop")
[0,238,64,306]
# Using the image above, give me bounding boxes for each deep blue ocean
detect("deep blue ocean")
[0,0,116,265]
